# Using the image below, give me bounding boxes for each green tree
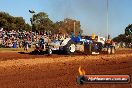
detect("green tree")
[55,18,83,35]
[0,12,31,31]
[113,24,132,43]
[32,12,53,33]
[14,17,25,30]
[125,24,132,35]
[23,23,31,31]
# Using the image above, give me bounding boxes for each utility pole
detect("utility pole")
[107,0,109,39]
[29,10,35,45]
[74,21,76,35]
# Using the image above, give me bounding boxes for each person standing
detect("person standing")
[23,39,29,52]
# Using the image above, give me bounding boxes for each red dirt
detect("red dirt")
[0,48,131,88]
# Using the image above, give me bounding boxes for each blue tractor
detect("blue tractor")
[46,32,95,55]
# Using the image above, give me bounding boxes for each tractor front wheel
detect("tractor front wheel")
[47,48,52,55]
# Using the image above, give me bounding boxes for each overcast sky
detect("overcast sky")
[1,0,132,38]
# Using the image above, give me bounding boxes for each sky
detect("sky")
[0,0,132,38]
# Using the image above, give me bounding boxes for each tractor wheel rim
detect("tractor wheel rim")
[69,44,75,52]
[49,49,52,54]
[108,48,111,54]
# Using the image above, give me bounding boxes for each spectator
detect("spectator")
[23,39,29,52]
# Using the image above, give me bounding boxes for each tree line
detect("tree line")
[0,11,83,35]
[113,24,132,44]
[0,12,31,31]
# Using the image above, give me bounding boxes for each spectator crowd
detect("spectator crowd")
[0,28,68,49]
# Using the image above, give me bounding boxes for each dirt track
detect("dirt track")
[0,48,131,88]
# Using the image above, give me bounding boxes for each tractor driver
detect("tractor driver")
[40,36,45,49]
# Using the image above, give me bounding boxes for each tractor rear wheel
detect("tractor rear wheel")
[111,47,115,54]
[107,47,111,54]
[64,41,76,55]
